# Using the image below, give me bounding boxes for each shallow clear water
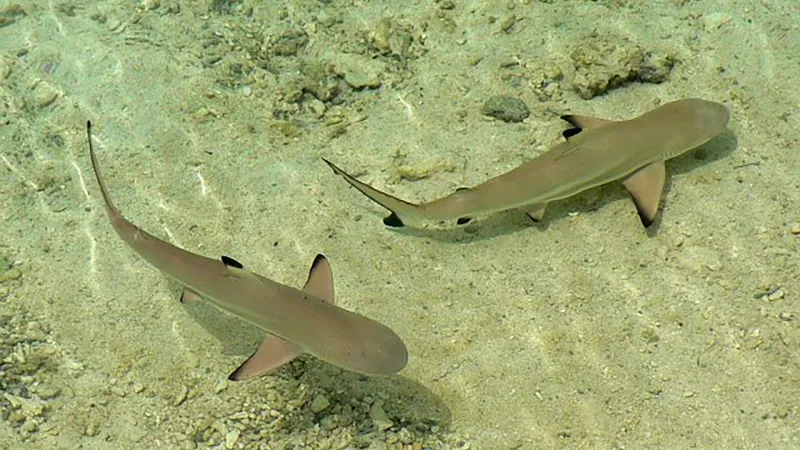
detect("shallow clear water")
[1,1,798,449]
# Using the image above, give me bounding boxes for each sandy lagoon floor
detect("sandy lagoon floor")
[0,1,798,449]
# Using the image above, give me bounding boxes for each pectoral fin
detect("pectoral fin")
[179,288,204,304]
[228,335,304,381]
[623,162,666,227]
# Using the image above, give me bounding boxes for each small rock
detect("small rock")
[0,56,11,80]
[35,385,61,400]
[0,267,22,282]
[369,401,393,431]
[224,429,239,449]
[142,0,160,10]
[106,18,123,33]
[213,379,228,394]
[481,95,529,123]
[110,386,126,397]
[791,222,800,235]
[33,82,60,108]
[172,385,188,406]
[761,287,784,302]
[335,55,384,89]
[310,394,331,413]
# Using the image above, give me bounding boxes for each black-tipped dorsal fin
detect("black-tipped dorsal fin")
[302,254,335,304]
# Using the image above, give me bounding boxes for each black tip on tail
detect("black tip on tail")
[221,255,244,268]
[562,128,582,139]
[383,213,405,228]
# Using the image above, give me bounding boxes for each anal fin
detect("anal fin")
[623,161,666,227]
[179,288,203,304]
[523,203,548,222]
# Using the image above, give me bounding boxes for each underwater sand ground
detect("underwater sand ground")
[0,1,798,449]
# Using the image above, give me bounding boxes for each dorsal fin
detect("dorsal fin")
[302,254,335,304]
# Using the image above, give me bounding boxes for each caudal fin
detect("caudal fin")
[322,158,422,227]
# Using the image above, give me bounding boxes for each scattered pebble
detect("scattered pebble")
[761,287,785,302]
[369,401,393,431]
[172,385,188,406]
[213,379,229,394]
[0,267,22,282]
[570,39,674,99]
[32,82,60,108]
[110,386,126,397]
[310,394,331,413]
[791,222,800,234]
[142,0,161,10]
[481,95,530,123]
[335,54,384,89]
[224,428,240,449]
[0,55,11,80]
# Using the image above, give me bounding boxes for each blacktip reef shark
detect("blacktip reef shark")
[86,121,408,381]
[323,98,729,228]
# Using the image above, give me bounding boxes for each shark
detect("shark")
[323,98,730,228]
[86,121,408,381]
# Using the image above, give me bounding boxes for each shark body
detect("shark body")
[324,98,730,228]
[86,122,408,380]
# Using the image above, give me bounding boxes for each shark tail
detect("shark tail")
[322,158,423,227]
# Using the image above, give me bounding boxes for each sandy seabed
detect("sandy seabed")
[0,1,798,449]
